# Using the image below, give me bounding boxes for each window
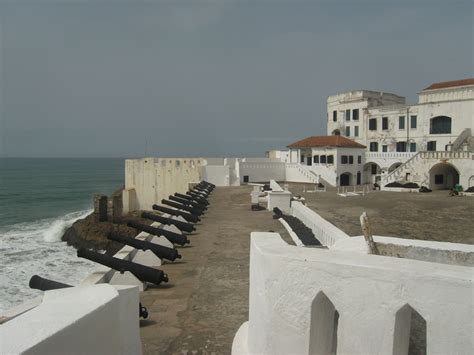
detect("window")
[341,155,348,164]
[399,116,405,130]
[345,109,350,121]
[382,145,388,152]
[345,126,350,136]
[349,156,354,164]
[243,175,249,183]
[332,111,337,122]
[369,142,378,152]
[357,155,361,164]
[313,155,319,164]
[320,155,327,164]
[430,116,451,134]
[354,126,359,137]
[427,141,437,151]
[382,117,388,130]
[300,154,305,163]
[352,109,359,121]
[435,174,443,184]
[327,155,334,164]
[369,118,377,131]
[410,142,416,152]
[411,115,417,129]
[396,142,407,152]
[371,164,378,175]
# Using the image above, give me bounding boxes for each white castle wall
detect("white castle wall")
[0,284,142,355]
[123,157,204,213]
[233,232,473,355]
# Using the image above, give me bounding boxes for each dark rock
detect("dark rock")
[61,211,152,255]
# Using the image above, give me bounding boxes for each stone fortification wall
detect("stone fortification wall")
[123,157,204,213]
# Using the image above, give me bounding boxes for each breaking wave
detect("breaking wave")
[0,210,95,313]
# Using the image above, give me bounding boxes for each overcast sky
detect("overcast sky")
[0,0,472,158]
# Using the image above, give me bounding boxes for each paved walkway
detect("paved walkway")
[140,186,289,354]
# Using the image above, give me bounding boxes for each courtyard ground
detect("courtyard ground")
[287,183,474,245]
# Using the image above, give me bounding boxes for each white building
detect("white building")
[287,135,366,186]
[326,78,474,189]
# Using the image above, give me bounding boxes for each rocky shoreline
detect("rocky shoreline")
[61,211,151,255]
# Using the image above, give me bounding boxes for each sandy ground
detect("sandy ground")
[287,183,474,245]
[140,186,290,354]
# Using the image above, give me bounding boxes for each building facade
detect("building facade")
[326,79,474,188]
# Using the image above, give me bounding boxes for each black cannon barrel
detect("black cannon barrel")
[197,184,214,192]
[186,191,209,202]
[108,231,181,261]
[170,194,207,208]
[183,190,209,202]
[175,192,209,206]
[141,212,195,233]
[29,275,72,291]
[127,220,190,246]
[194,185,211,194]
[162,199,203,216]
[77,248,169,285]
[189,188,209,197]
[169,195,207,211]
[197,181,214,190]
[152,204,200,223]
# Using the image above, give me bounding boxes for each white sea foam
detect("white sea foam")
[0,210,95,313]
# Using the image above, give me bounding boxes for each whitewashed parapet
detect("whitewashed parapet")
[0,284,142,355]
[232,233,473,355]
[291,201,349,247]
[269,180,284,192]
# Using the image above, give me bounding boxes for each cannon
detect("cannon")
[181,191,209,205]
[127,220,190,246]
[161,199,203,216]
[170,194,207,208]
[152,204,200,223]
[188,189,209,198]
[107,231,182,261]
[77,248,169,286]
[29,275,149,318]
[175,192,209,206]
[193,185,211,194]
[141,212,195,233]
[29,274,72,291]
[169,195,207,211]
[196,182,214,191]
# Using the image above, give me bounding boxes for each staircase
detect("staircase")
[381,151,472,186]
[452,128,471,150]
[285,163,320,184]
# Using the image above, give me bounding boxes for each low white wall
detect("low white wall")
[233,233,473,355]
[333,235,474,266]
[201,165,231,186]
[267,180,291,213]
[239,162,285,183]
[291,201,349,247]
[0,284,142,355]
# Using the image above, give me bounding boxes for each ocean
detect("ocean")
[0,158,124,313]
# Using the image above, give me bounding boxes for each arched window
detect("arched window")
[332,129,341,136]
[430,116,452,134]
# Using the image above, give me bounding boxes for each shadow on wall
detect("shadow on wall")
[394,304,427,355]
[309,291,339,355]
[308,293,427,355]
